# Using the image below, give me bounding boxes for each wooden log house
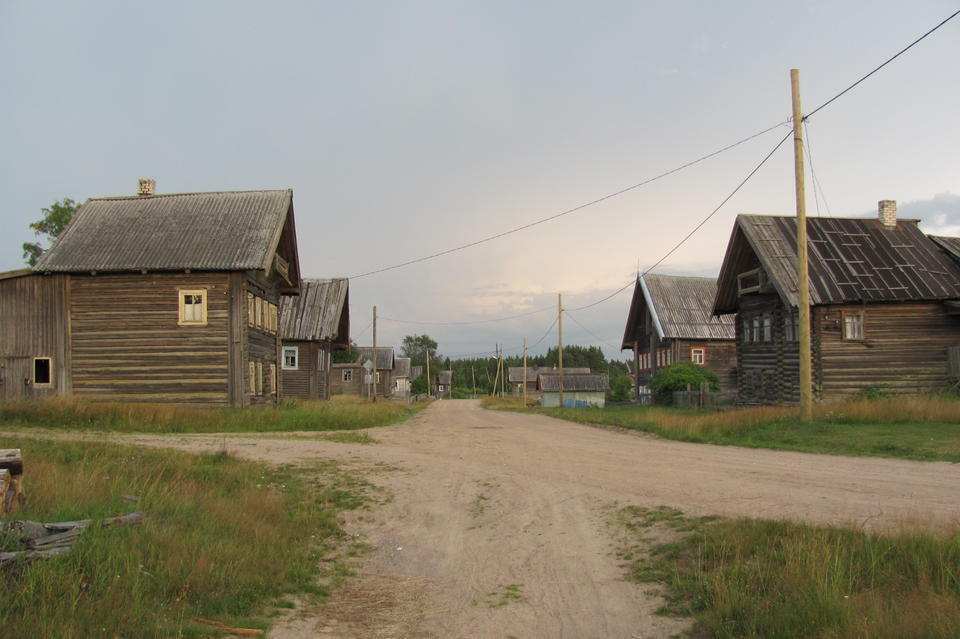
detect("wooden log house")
[9,180,303,406]
[330,347,395,397]
[278,278,350,400]
[621,274,737,393]
[713,201,960,405]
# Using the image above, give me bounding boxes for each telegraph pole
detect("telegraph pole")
[791,69,813,422]
[523,337,528,407]
[471,365,476,399]
[491,344,500,397]
[558,293,564,408]
[371,305,377,402]
[425,346,431,399]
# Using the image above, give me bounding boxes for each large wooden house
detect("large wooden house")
[279,278,349,401]
[621,274,737,392]
[713,202,960,404]
[4,181,302,406]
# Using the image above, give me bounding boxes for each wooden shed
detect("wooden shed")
[25,183,301,406]
[621,274,736,392]
[393,357,412,397]
[538,373,609,408]
[279,278,349,400]
[713,202,960,404]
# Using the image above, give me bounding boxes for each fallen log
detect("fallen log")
[0,546,71,568]
[0,512,146,568]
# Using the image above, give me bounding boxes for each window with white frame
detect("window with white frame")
[691,348,705,365]
[843,312,864,340]
[178,289,207,325]
[282,347,299,370]
[375,371,381,383]
[342,369,353,382]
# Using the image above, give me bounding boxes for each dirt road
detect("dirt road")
[12,400,960,638]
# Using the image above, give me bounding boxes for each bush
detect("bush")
[411,376,428,394]
[608,375,632,401]
[650,362,719,405]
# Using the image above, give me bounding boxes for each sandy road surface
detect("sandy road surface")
[7,400,960,638]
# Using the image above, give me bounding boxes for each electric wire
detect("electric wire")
[803,121,834,218]
[564,311,623,352]
[348,120,791,280]
[353,319,373,339]
[804,8,960,122]
[379,306,550,326]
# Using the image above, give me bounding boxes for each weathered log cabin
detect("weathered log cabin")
[278,278,350,401]
[621,274,737,392]
[432,370,452,398]
[330,347,395,397]
[23,181,302,406]
[392,357,412,397]
[713,201,960,404]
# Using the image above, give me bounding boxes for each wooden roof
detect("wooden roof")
[34,190,301,289]
[435,370,453,385]
[357,346,394,371]
[621,274,735,348]
[538,373,609,392]
[279,278,349,345]
[932,236,960,265]
[714,215,960,314]
[393,357,412,378]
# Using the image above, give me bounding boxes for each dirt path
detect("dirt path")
[7,400,960,638]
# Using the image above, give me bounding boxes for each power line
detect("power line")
[805,8,960,121]
[379,306,550,326]
[348,120,790,279]
[565,278,636,312]
[803,121,834,218]
[529,316,559,350]
[353,319,373,339]
[564,311,622,351]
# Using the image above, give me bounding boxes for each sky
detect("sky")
[2,1,959,361]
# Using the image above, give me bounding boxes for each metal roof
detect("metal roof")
[393,357,412,378]
[34,190,296,273]
[621,274,735,348]
[714,215,960,314]
[538,373,609,392]
[357,346,394,371]
[279,278,349,344]
[932,236,960,265]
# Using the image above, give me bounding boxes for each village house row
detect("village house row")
[2,183,958,406]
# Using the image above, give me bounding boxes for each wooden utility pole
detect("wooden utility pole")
[426,346,431,398]
[491,344,500,397]
[791,68,813,422]
[558,293,564,408]
[523,337,528,407]
[500,345,506,397]
[471,365,476,398]
[371,305,377,402]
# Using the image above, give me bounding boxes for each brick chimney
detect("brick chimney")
[878,200,897,228]
[137,178,156,196]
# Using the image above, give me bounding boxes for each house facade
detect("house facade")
[393,357,412,397]
[713,202,960,405]
[432,370,452,398]
[13,182,302,407]
[621,274,737,393]
[279,278,349,401]
[330,347,395,398]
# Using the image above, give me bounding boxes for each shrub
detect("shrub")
[608,375,633,402]
[650,362,719,405]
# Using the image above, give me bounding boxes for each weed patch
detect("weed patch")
[472,583,525,608]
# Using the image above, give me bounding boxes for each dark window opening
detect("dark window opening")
[34,358,52,385]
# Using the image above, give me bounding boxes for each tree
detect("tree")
[332,340,360,364]
[23,198,78,266]
[649,362,719,405]
[400,334,440,369]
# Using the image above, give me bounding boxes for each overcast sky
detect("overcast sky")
[2,1,959,361]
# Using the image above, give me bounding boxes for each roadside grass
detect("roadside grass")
[0,395,428,434]
[483,395,960,462]
[0,437,375,639]
[610,504,960,639]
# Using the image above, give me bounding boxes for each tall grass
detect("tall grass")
[0,437,370,638]
[626,510,960,639]
[0,395,426,433]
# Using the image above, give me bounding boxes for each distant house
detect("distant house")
[507,365,553,396]
[713,201,960,404]
[393,357,412,397]
[539,373,609,408]
[330,346,395,398]
[621,274,737,393]
[432,370,452,398]
[279,278,349,400]
[5,181,301,406]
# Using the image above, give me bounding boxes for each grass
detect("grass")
[0,437,376,638]
[483,395,960,463]
[611,504,960,639]
[471,583,525,608]
[0,395,428,434]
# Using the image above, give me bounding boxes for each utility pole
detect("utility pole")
[371,305,377,402]
[491,344,500,397]
[471,365,476,399]
[523,337,528,407]
[500,344,505,397]
[558,293,564,408]
[791,69,813,422]
[426,346,431,399]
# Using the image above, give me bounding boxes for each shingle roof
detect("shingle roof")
[714,215,960,314]
[357,346,394,371]
[621,274,735,348]
[279,278,349,344]
[34,190,295,273]
[538,373,609,392]
[393,357,412,378]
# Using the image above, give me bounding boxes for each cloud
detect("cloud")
[897,192,960,236]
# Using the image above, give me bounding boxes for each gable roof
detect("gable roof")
[34,190,301,287]
[507,365,558,383]
[357,346,394,371]
[714,215,960,314]
[931,236,960,265]
[393,357,412,378]
[434,370,452,385]
[621,274,735,348]
[538,373,609,392]
[279,278,349,345]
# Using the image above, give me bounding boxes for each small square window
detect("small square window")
[282,347,299,370]
[33,357,52,385]
[691,348,705,365]
[179,289,207,325]
[342,370,353,382]
[843,312,864,340]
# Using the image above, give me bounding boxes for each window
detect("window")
[247,292,255,326]
[255,297,263,329]
[269,303,278,333]
[784,311,798,342]
[438,384,445,392]
[761,316,772,343]
[282,346,299,370]
[179,289,207,325]
[375,371,381,383]
[256,361,263,395]
[342,369,353,382]
[742,317,752,344]
[268,364,276,394]
[843,312,864,340]
[248,362,256,394]
[33,358,52,385]
[691,348,705,365]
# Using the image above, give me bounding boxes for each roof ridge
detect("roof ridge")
[88,189,292,202]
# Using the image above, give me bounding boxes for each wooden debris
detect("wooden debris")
[193,617,265,636]
[0,449,26,514]
[0,512,145,568]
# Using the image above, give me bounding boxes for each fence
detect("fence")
[672,390,737,409]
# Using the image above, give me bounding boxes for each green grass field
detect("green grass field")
[0,437,375,639]
[484,395,960,462]
[0,395,427,434]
